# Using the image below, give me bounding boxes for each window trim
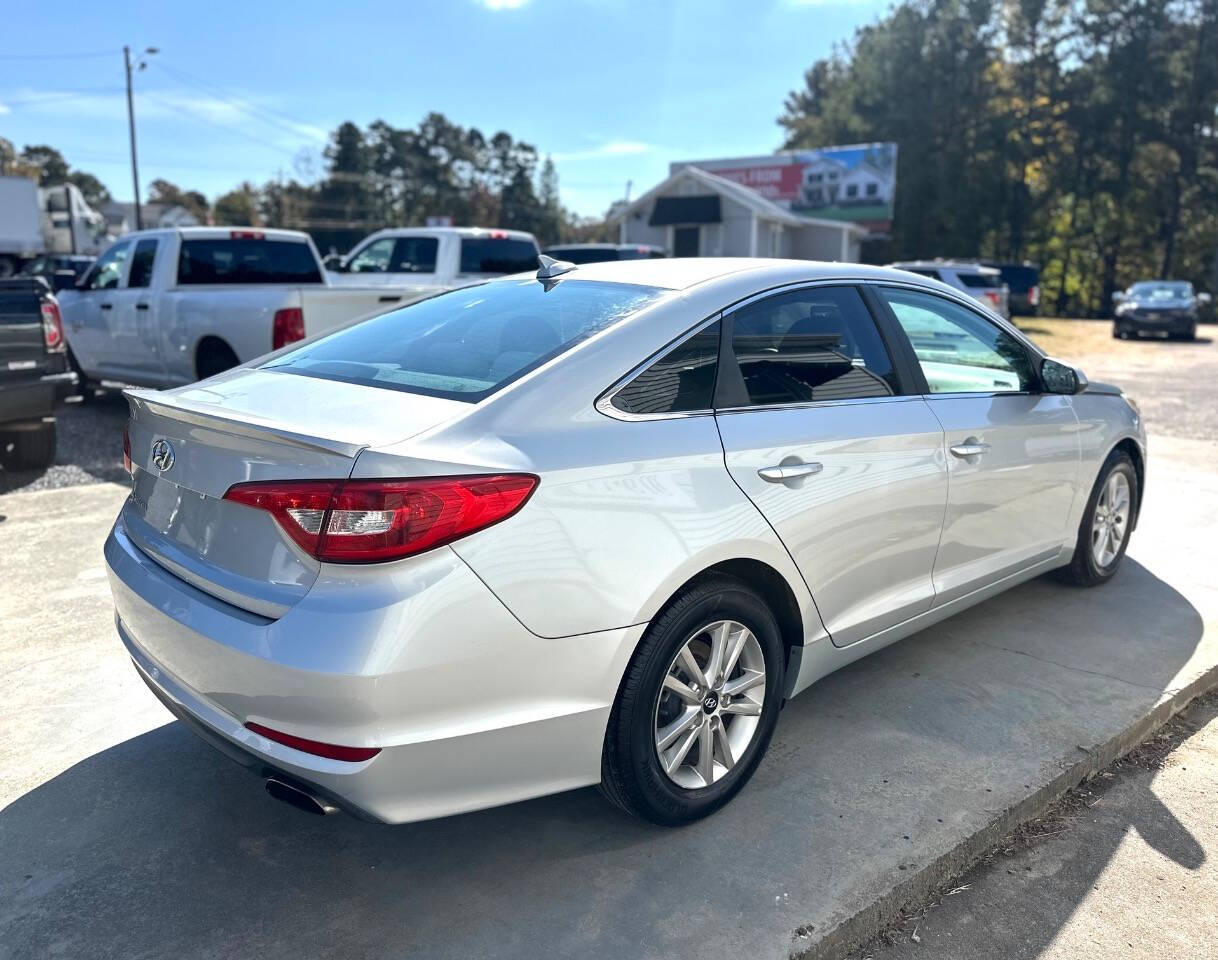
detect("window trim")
[869,280,1047,397]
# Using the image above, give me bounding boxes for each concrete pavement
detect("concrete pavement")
[1,422,1216,959]
[855,694,1218,960]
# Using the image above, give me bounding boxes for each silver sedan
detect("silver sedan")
[106,258,1146,825]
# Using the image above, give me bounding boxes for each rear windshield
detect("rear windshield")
[263,278,666,401]
[177,238,322,285]
[958,272,1002,289]
[459,238,539,275]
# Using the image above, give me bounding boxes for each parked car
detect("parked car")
[108,258,1144,826]
[889,260,1011,319]
[543,243,668,264]
[1112,280,1210,341]
[0,277,76,470]
[327,226,541,288]
[59,227,434,393]
[980,260,1040,316]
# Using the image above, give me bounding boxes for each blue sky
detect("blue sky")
[0,0,888,217]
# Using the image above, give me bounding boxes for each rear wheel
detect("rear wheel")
[1059,449,1137,586]
[0,420,57,471]
[600,576,785,824]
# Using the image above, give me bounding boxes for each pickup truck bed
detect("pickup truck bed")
[0,277,76,470]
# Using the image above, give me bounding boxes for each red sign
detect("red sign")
[712,164,805,202]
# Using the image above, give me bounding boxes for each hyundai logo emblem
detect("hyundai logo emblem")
[701,693,719,714]
[151,439,175,473]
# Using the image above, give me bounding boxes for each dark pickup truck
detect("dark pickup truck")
[0,277,76,470]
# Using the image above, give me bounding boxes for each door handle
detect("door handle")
[99,303,113,311]
[950,439,991,459]
[758,462,823,483]
[136,303,150,311]
[378,295,402,303]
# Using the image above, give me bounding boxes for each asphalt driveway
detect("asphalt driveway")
[1,324,1216,959]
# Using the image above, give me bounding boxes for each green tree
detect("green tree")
[213,183,261,226]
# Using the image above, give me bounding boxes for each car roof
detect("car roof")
[545,243,662,251]
[370,226,537,241]
[554,257,958,292]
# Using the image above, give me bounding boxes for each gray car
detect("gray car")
[106,258,1145,826]
[889,260,1012,320]
[1113,280,1211,341]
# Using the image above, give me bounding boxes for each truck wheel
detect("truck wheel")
[0,421,57,471]
[196,340,239,380]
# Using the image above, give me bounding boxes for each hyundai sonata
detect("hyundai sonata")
[107,257,1145,825]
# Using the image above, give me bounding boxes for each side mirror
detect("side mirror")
[51,269,78,293]
[1111,291,1125,304]
[1041,357,1087,395]
[1198,292,1213,306]
[322,254,346,272]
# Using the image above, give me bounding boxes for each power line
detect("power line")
[140,91,303,160]
[149,60,322,139]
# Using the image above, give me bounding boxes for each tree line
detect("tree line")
[780,0,1218,315]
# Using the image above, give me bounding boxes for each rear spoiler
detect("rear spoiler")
[125,387,368,459]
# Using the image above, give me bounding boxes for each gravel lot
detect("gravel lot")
[2,317,1210,497]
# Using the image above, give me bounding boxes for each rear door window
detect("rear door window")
[391,237,438,273]
[126,239,159,288]
[264,279,666,401]
[177,238,323,284]
[727,285,898,406]
[459,237,540,275]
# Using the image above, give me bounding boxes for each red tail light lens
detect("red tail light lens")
[230,229,265,240]
[272,307,305,350]
[122,424,132,474]
[244,721,380,762]
[41,301,65,353]
[1029,285,1040,306]
[224,474,538,563]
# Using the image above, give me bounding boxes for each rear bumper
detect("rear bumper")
[105,510,643,824]
[0,369,76,425]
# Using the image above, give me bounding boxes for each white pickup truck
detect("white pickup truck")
[60,227,429,391]
[326,226,541,288]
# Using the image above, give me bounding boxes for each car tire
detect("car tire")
[600,575,785,825]
[1058,449,1138,587]
[0,420,57,471]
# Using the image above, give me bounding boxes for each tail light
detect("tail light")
[122,424,132,474]
[224,474,538,563]
[1029,285,1040,306]
[244,721,380,762]
[983,290,1001,308]
[41,300,65,353]
[230,230,265,240]
[272,307,305,350]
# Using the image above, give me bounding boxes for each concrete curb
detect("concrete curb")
[793,662,1218,960]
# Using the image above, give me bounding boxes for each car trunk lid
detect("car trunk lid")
[122,369,470,617]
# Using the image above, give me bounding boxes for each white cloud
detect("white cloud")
[473,0,530,9]
[553,140,657,162]
[0,101,9,115]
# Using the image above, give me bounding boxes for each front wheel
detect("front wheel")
[1059,449,1138,586]
[600,576,785,824]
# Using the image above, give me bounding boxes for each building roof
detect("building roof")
[611,165,867,236]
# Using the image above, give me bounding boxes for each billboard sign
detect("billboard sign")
[672,142,898,236]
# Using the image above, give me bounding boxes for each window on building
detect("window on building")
[866,182,879,197]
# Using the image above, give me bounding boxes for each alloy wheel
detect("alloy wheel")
[1091,471,1131,568]
[652,619,766,789]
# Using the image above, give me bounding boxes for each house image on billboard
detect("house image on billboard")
[800,156,893,210]
[609,165,868,263]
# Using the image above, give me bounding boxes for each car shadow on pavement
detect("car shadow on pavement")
[0,559,1206,960]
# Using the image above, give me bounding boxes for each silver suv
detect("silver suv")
[889,260,1011,319]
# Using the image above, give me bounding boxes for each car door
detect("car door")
[107,236,164,381]
[61,239,131,376]
[874,285,1080,604]
[715,283,948,647]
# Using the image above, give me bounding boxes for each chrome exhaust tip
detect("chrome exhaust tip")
[264,777,338,816]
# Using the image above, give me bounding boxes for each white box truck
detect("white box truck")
[0,175,108,277]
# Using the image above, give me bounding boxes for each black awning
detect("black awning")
[649,195,722,226]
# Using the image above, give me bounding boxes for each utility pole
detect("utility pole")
[124,45,158,231]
